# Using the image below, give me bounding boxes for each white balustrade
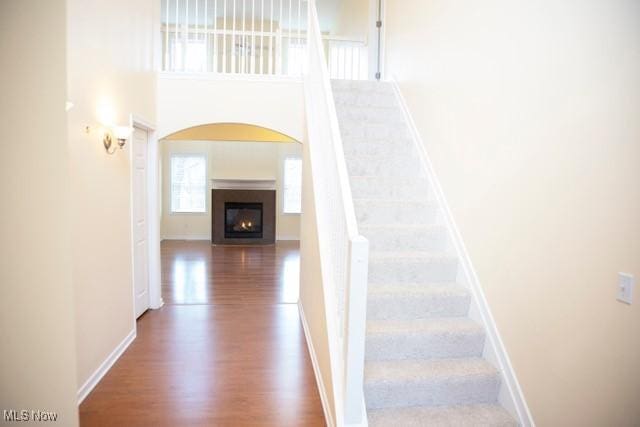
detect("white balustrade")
[161,0,307,76]
[304,0,370,424]
[161,0,369,80]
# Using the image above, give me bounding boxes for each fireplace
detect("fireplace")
[224,202,263,239]
[211,189,275,245]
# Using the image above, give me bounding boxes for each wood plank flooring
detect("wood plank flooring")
[79,240,325,427]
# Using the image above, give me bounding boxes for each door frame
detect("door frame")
[129,114,163,327]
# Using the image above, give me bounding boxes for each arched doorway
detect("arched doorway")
[149,122,303,306]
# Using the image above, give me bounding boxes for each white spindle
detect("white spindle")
[174,0,179,71]
[297,0,301,75]
[267,0,273,74]
[242,0,246,73]
[353,46,360,80]
[204,0,208,72]
[277,0,282,74]
[348,46,352,79]
[195,0,200,71]
[251,0,256,73]
[288,0,292,74]
[213,0,218,72]
[185,0,189,71]
[222,0,227,72]
[259,0,264,74]
[165,0,169,70]
[232,0,236,73]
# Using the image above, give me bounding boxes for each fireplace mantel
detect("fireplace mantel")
[210,178,276,190]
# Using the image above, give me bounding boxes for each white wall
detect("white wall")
[67,0,159,392]
[0,1,79,425]
[161,140,301,240]
[384,0,640,425]
[158,76,305,141]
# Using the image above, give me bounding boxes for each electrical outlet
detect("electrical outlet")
[617,273,634,305]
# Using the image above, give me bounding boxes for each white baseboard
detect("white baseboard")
[298,302,335,427]
[161,235,210,241]
[77,328,136,405]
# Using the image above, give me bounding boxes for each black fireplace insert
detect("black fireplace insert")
[224,202,264,238]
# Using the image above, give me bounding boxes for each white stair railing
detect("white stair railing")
[305,0,370,425]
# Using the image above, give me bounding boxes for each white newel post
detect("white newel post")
[344,235,370,424]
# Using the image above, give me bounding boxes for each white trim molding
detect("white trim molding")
[130,114,163,311]
[390,78,535,427]
[77,329,136,404]
[298,302,335,427]
[161,235,211,241]
[211,178,277,190]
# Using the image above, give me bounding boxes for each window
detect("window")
[283,157,302,214]
[171,155,207,213]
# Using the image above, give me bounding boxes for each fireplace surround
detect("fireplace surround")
[212,189,275,245]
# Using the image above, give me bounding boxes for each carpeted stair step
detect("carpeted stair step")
[360,224,448,252]
[331,79,396,95]
[367,404,518,427]
[335,104,406,126]
[354,199,440,226]
[342,136,416,157]
[368,251,459,284]
[364,358,501,409]
[332,82,397,108]
[366,318,485,361]
[367,284,471,320]
[350,176,430,200]
[346,153,425,177]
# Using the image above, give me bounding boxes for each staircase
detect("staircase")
[332,80,518,427]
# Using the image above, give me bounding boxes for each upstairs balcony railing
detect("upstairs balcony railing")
[161,0,369,80]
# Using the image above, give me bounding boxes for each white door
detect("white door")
[132,127,150,318]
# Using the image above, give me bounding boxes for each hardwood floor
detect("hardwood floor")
[79,240,325,427]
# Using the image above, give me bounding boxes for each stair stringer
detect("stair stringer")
[389,78,535,427]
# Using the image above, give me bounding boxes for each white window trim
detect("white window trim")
[169,153,208,215]
[282,156,302,215]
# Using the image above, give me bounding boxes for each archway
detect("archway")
[148,122,304,308]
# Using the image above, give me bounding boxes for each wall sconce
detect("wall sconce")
[103,126,132,155]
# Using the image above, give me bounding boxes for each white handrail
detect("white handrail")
[305,0,369,424]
